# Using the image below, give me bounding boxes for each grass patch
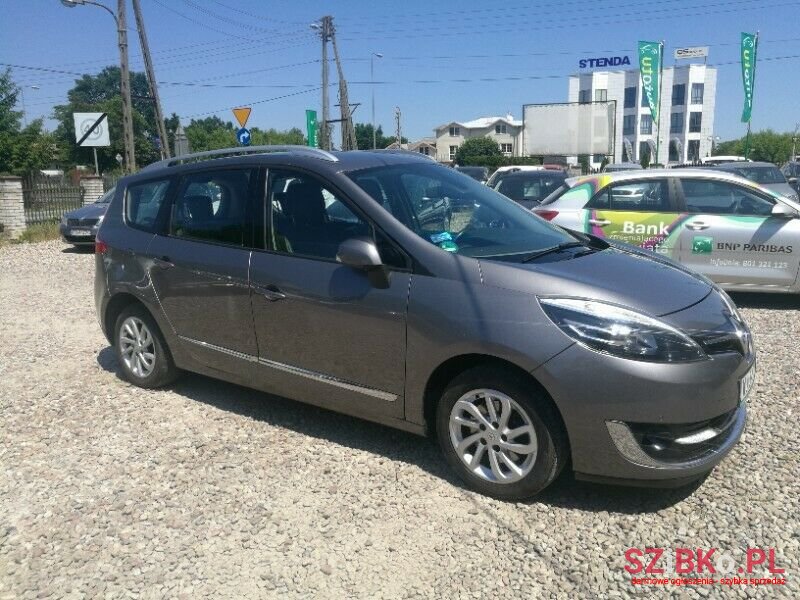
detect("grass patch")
[15,221,61,244]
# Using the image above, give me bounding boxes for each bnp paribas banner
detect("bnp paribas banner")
[740,32,758,123]
[638,41,662,123]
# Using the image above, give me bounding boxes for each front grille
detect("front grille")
[67,217,98,227]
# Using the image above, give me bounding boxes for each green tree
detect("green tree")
[0,69,60,174]
[713,129,794,164]
[184,116,236,151]
[454,137,501,165]
[354,123,405,149]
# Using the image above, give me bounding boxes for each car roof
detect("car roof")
[565,168,751,187]
[137,146,436,180]
[709,161,777,169]
[495,170,566,179]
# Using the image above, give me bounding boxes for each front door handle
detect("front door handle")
[588,218,611,227]
[686,222,710,231]
[253,284,286,302]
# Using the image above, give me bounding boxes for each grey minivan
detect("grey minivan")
[95,146,753,500]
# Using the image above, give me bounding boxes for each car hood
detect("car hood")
[64,203,109,219]
[478,244,711,317]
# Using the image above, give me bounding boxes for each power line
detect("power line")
[181,86,324,119]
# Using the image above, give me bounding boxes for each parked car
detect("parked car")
[490,170,567,209]
[96,146,752,500]
[59,187,114,246]
[536,168,800,293]
[706,161,799,202]
[486,165,545,188]
[781,161,800,193]
[602,162,643,173]
[454,166,489,183]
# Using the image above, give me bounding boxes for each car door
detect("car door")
[675,177,800,289]
[147,166,261,372]
[581,177,682,259]
[248,168,411,420]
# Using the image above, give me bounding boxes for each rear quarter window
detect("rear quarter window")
[125,179,172,233]
[539,182,592,206]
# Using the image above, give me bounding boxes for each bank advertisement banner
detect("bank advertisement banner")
[637,41,662,123]
[740,32,758,123]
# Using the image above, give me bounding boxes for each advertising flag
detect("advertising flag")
[306,110,318,147]
[637,41,662,124]
[740,32,758,123]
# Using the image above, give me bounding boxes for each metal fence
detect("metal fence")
[22,175,84,225]
[102,174,120,192]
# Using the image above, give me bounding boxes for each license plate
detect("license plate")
[739,363,756,402]
[69,228,91,237]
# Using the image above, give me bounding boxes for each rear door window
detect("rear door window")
[170,168,256,246]
[588,180,670,211]
[681,179,774,216]
[125,179,171,232]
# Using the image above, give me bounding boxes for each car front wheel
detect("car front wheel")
[436,366,567,500]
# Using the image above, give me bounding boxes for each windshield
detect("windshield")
[347,162,575,258]
[730,167,787,185]
[95,187,115,204]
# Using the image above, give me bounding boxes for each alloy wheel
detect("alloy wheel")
[448,388,538,484]
[119,316,156,378]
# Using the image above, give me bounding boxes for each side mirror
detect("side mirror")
[771,203,798,218]
[336,238,389,288]
[788,177,798,187]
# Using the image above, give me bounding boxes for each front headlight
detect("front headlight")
[95,214,104,226]
[539,297,706,363]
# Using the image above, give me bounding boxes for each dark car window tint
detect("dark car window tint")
[170,169,254,246]
[495,174,566,204]
[729,166,786,185]
[125,179,171,232]
[588,180,669,211]
[267,171,372,261]
[682,179,774,216]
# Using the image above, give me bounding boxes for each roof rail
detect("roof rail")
[141,145,338,171]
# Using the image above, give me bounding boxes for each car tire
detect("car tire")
[436,365,567,500]
[114,304,180,389]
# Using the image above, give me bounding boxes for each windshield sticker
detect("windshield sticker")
[429,231,453,244]
[439,240,459,252]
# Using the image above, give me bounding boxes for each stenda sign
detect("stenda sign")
[579,56,631,68]
[674,46,709,59]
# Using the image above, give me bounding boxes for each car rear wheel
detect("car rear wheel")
[436,366,567,500]
[115,305,180,388]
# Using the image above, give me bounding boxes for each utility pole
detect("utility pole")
[117,0,136,172]
[394,106,402,146]
[330,20,357,150]
[792,123,799,161]
[313,16,333,151]
[131,0,170,159]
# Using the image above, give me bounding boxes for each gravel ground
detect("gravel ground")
[1,240,798,599]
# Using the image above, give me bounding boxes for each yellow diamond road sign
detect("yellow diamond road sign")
[232,107,252,128]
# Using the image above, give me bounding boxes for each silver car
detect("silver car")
[60,187,114,246]
[537,169,800,293]
[707,162,799,202]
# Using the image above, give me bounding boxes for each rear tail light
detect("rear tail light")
[534,209,559,221]
[95,235,108,254]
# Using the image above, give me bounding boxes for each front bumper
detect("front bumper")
[59,223,99,245]
[532,293,753,483]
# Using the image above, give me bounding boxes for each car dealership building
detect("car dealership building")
[568,63,717,169]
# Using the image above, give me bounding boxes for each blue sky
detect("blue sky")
[2,0,799,142]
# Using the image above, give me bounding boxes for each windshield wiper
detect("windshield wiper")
[520,241,587,263]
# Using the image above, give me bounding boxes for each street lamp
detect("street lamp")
[370,52,383,149]
[60,0,136,173]
[19,85,40,127]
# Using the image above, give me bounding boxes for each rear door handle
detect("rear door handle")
[588,218,611,227]
[686,222,710,231]
[253,284,286,302]
[153,256,174,269]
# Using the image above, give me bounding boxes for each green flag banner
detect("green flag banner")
[638,41,662,124]
[305,109,318,147]
[740,32,758,123]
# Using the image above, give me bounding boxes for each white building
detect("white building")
[433,114,523,163]
[568,64,717,168]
